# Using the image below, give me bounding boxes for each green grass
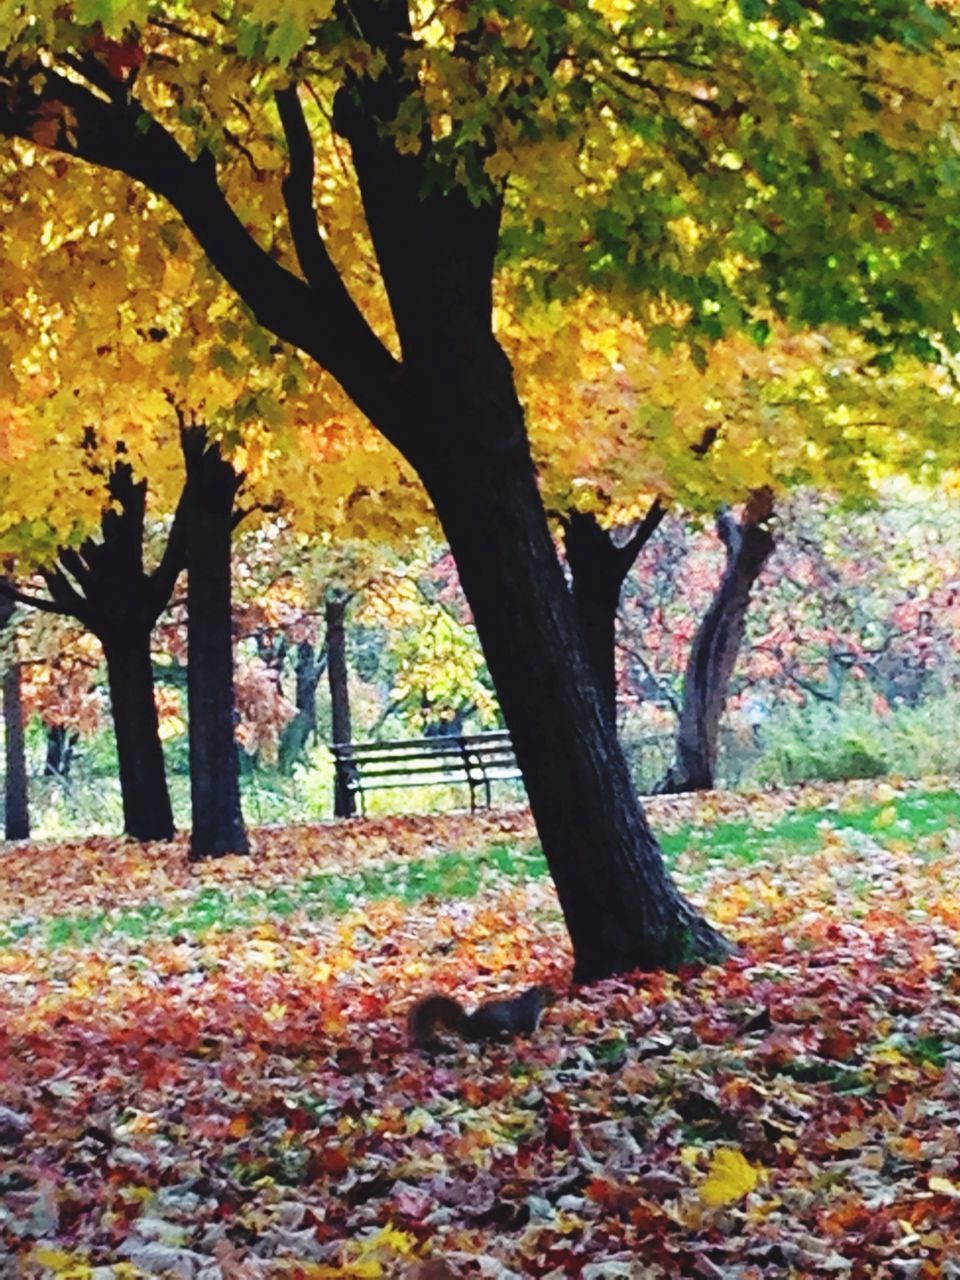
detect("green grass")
[3,786,957,953]
[660,787,960,867]
[0,842,550,951]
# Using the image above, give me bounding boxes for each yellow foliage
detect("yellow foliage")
[699,1147,761,1206]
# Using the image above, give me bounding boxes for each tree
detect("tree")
[20,627,106,781]
[0,166,424,847]
[656,491,775,793]
[1,2,953,975]
[278,640,326,775]
[0,461,185,840]
[514,293,960,778]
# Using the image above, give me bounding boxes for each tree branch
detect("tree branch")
[57,547,93,594]
[614,638,682,716]
[41,566,95,626]
[615,497,667,578]
[0,577,80,620]
[277,86,343,289]
[146,485,189,623]
[0,59,408,447]
[716,508,743,560]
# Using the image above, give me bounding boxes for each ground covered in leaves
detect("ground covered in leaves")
[2,779,960,1278]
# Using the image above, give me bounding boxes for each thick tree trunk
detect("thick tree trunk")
[332,80,728,978]
[413,390,728,980]
[657,495,775,794]
[326,593,356,818]
[44,724,77,779]
[4,661,29,840]
[182,429,248,859]
[278,640,325,775]
[102,630,175,840]
[564,506,665,725]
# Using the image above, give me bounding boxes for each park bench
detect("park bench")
[330,730,523,815]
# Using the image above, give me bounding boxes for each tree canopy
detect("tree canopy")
[3,0,959,977]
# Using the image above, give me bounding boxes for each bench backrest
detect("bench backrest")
[331,731,518,785]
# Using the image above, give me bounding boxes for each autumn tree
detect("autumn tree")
[655,492,774,792]
[0,136,425,851]
[514,287,960,790]
[1,2,955,975]
[0,457,185,840]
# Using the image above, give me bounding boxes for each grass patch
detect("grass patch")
[4,786,957,953]
[660,786,960,867]
[0,843,550,951]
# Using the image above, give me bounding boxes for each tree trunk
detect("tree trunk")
[44,724,78,779]
[4,661,29,840]
[564,506,665,725]
[182,428,248,859]
[657,495,776,794]
[278,640,325,775]
[413,395,728,980]
[102,630,174,840]
[326,592,356,818]
[0,467,186,842]
[332,82,729,978]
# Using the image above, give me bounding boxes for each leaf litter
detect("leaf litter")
[1,779,959,1277]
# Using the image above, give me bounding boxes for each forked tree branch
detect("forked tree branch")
[0,57,407,446]
[0,578,77,619]
[277,87,342,292]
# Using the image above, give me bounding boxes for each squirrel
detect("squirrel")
[408,984,558,1048]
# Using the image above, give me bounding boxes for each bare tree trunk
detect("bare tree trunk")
[44,724,78,779]
[102,628,175,839]
[3,660,29,840]
[181,427,249,859]
[658,492,775,794]
[278,640,326,774]
[326,591,356,818]
[563,505,666,724]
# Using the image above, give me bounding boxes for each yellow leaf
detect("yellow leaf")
[929,1175,960,1198]
[872,804,897,829]
[30,1246,92,1277]
[699,1148,760,1207]
[358,1225,418,1257]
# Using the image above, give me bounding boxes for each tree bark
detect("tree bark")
[44,724,78,779]
[326,592,356,818]
[657,493,776,794]
[102,630,174,840]
[411,381,727,979]
[278,640,326,775]
[564,506,666,724]
[182,428,249,859]
[3,661,29,840]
